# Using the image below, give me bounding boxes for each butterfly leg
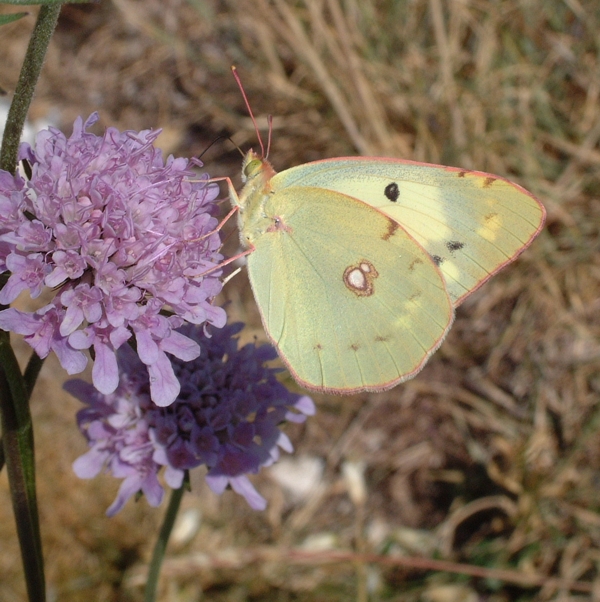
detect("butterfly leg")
[182,204,239,260]
[192,175,257,282]
[189,175,254,278]
[208,203,240,239]
[206,175,243,209]
[195,242,255,279]
[184,175,241,246]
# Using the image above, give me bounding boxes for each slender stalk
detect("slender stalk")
[144,484,185,602]
[0,4,61,174]
[0,5,62,601]
[0,334,45,602]
[24,353,45,400]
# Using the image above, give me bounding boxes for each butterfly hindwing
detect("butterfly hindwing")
[245,186,454,393]
[271,158,546,305]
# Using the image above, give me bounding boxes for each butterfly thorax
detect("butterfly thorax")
[234,150,279,248]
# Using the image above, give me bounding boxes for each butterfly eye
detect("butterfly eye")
[243,159,262,179]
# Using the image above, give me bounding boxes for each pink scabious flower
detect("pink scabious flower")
[0,113,225,406]
[65,323,315,515]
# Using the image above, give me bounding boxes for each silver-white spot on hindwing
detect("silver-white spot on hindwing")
[343,260,379,297]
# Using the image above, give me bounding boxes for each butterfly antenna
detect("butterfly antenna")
[266,115,273,159]
[198,135,244,159]
[231,65,265,158]
[225,136,245,157]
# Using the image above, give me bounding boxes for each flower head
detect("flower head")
[66,323,315,514]
[0,114,225,405]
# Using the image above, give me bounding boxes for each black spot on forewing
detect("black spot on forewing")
[384,182,400,202]
[432,255,444,266]
[483,177,496,188]
[446,240,464,253]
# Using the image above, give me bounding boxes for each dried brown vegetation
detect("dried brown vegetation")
[0,0,599,600]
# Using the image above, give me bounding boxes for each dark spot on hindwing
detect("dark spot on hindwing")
[458,171,467,178]
[432,255,444,266]
[408,258,424,271]
[384,182,400,202]
[446,240,464,253]
[382,219,399,241]
[483,176,496,188]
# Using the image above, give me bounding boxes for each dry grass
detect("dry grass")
[1,0,599,600]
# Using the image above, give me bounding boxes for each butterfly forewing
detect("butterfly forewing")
[245,186,454,393]
[271,159,546,305]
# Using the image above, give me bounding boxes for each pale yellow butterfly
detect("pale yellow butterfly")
[225,68,546,394]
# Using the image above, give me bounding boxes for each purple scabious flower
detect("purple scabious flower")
[65,323,315,514]
[0,113,225,406]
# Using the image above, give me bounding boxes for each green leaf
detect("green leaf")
[0,11,28,24]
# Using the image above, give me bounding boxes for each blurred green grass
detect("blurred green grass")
[1,0,599,600]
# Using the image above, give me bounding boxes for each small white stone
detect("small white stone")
[171,508,202,546]
[342,460,367,506]
[269,455,324,502]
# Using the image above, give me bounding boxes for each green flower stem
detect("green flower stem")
[0,351,45,472]
[0,5,63,601]
[0,332,45,602]
[144,484,186,602]
[0,3,61,174]
[24,353,45,400]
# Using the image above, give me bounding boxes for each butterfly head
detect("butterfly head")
[240,149,276,196]
[241,149,266,183]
